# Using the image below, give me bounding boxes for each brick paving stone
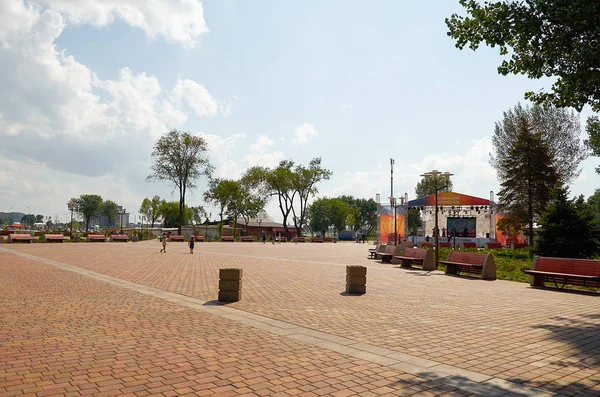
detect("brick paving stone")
[2,243,600,396]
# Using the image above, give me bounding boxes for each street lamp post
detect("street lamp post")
[119,208,126,233]
[67,201,74,240]
[205,213,211,240]
[258,218,263,241]
[420,170,453,268]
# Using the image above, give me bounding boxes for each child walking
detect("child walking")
[188,236,195,254]
[159,233,167,253]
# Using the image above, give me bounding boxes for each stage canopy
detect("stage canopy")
[407,191,490,207]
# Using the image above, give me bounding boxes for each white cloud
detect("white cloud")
[342,104,353,113]
[171,78,218,118]
[34,0,208,47]
[244,135,285,168]
[293,122,319,145]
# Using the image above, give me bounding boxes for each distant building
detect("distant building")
[89,206,129,229]
[228,217,303,238]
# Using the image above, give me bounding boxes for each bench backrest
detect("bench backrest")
[462,242,477,249]
[403,247,427,259]
[376,244,386,253]
[384,245,396,255]
[10,234,32,239]
[533,256,600,277]
[418,241,433,249]
[403,241,414,249]
[486,242,502,249]
[193,235,205,241]
[88,234,105,239]
[439,242,451,248]
[447,251,488,266]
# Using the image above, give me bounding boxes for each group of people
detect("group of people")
[158,231,195,254]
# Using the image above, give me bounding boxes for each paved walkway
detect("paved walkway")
[1,241,599,396]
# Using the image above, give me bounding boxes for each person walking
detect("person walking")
[262,232,266,244]
[159,232,167,253]
[188,235,195,254]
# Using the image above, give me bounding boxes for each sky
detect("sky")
[1,0,599,224]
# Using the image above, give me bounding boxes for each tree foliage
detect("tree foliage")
[308,198,332,237]
[35,214,44,223]
[495,116,558,245]
[203,178,240,238]
[415,176,453,198]
[491,103,587,186]
[406,207,423,236]
[139,196,162,227]
[101,200,119,228]
[446,1,600,112]
[535,188,600,259]
[160,201,193,228]
[291,158,332,237]
[585,116,600,174]
[21,214,35,226]
[72,194,103,232]
[339,195,378,235]
[147,130,213,234]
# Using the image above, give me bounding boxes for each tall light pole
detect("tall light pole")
[67,201,74,240]
[375,193,380,243]
[258,218,263,240]
[420,170,453,268]
[119,208,126,233]
[205,212,211,239]
[489,191,495,241]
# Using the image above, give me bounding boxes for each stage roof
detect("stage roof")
[407,191,490,207]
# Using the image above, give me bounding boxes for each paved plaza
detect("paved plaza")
[1,241,599,397]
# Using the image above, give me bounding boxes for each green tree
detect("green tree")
[160,201,193,228]
[139,196,162,228]
[245,161,296,239]
[339,196,378,236]
[72,194,103,232]
[21,214,35,227]
[587,188,600,228]
[415,176,453,198]
[585,116,600,174]
[308,198,332,237]
[406,207,423,236]
[147,130,214,235]
[35,214,44,223]
[203,178,239,238]
[446,1,600,112]
[291,158,332,237]
[496,116,558,246]
[193,205,208,226]
[101,200,119,228]
[491,103,587,186]
[535,188,600,258]
[329,198,350,236]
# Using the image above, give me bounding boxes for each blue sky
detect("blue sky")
[1,0,598,223]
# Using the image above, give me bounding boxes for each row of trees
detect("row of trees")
[146,130,333,237]
[307,196,377,237]
[69,195,122,232]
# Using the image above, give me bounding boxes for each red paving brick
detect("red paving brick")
[1,241,599,395]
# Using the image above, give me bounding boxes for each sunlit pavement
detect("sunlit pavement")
[1,241,599,396]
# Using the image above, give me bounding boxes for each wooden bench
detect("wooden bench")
[462,242,477,249]
[110,234,129,242]
[439,241,452,248]
[241,236,254,242]
[368,243,383,259]
[169,235,185,242]
[193,235,205,242]
[512,242,527,249]
[87,234,106,242]
[486,242,502,249]
[378,245,400,263]
[221,236,234,242]
[42,234,66,243]
[392,247,435,270]
[524,256,600,289]
[295,236,306,243]
[418,241,433,249]
[311,237,324,243]
[8,234,33,243]
[440,251,496,280]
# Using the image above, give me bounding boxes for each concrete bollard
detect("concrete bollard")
[346,265,366,294]
[219,268,243,302]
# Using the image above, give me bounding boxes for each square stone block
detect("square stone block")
[346,275,366,285]
[346,284,366,294]
[346,265,367,276]
[218,290,242,302]
[218,280,242,290]
[220,268,243,281]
